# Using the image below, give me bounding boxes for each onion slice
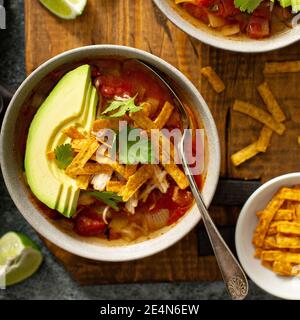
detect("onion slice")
[145,209,169,230]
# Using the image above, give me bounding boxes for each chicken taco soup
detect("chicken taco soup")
[175,0,300,39]
[22,58,205,244]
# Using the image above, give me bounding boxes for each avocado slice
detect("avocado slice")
[25,65,98,217]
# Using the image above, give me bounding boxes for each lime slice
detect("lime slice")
[0,232,43,286]
[39,0,87,20]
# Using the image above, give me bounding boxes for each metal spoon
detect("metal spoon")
[135,59,248,300]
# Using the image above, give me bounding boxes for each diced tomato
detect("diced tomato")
[182,3,209,24]
[213,0,240,18]
[233,13,250,33]
[247,16,270,39]
[98,75,133,98]
[172,188,193,207]
[253,2,271,19]
[197,0,216,7]
[167,206,190,226]
[74,208,107,237]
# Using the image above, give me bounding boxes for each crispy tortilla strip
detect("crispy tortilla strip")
[119,165,153,202]
[294,204,300,222]
[124,164,138,177]
[263,236,277,249]
[272,261,296,276]
[75,175,90,190]
[261,260,273,270]
[47,151,56,160]
[93,118,120,132]
[254,248,263,259]
[264,60,300,74]
[256,126,273,152]
[268,221,298,235]
[106,181,126,193]
[162,163,189,190]
[142,101,159,118]
[262,250,300,264]
[108,162,130,179]
[259,209,294,221]
[231,142,260,167]
[142,102,152,117]
[76,163,112,175]
[129,111,187,189]
[277,222,300,236]
[233,100,286,135]
[257,83,286,123]
[276,234,300,249]
[129,110,157,130]
[253,191,285,247]
[267,221,283,236]
[278,187,300,201]
[145,98,159,117]
[256,210,263,218]
[130,110,176,161]
[274,209,294,221]
[63,126,85,139]
[95,154,134,180]
[201,66,225,93]
[71,139,88,152]
[66,138,99,177]
[154,101,174,129]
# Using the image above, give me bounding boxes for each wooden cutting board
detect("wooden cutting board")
[24,0,300,284]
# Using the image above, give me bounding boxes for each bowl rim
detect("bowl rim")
[235,172,300,300]
[153,0,300,53]
[0,44,221,261]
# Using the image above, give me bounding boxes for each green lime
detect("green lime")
[0,232,43,286]
[39,0,87,20]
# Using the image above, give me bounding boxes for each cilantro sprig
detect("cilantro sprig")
[101,94,144,118]
[235,0,300,13]
[54,143,73,169]
[234,0,263,13]
[84,191,123,211]
[113,126,154,165]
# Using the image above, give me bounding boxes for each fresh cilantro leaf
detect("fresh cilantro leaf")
[234,0,263,13]
[115,126,154,165]
[85,191,123,211]
[101,94,144,118]
[54,143,73,169]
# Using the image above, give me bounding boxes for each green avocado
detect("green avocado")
[25,65,98,217]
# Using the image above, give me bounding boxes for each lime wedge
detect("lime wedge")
[0,232,43,286]
[39,0,87,20]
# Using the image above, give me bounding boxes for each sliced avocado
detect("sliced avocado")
[25,65,98,217]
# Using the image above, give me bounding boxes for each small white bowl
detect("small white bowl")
[153,0,300,53]
[236,173,300,300]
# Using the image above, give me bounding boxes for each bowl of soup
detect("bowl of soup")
[0,45,220,261]
[153,0,300,52]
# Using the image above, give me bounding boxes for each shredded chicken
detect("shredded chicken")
[139,165,169,202]
[102,206,110,224]
[125,192,139,214]
[91,168,113,191]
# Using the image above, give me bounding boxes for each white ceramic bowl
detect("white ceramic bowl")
[0,45,220,262]
[153,0,300,53]
[236,173,300,300]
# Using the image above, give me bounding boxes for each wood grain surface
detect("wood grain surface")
[25,0,300,284]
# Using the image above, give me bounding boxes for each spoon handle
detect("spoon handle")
[193,187,248,300]
[180,137,248,300]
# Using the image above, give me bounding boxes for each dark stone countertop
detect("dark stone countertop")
[0,0,275,300]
